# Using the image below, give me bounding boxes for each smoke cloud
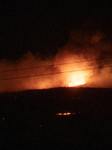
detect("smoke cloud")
[0,29,112,93]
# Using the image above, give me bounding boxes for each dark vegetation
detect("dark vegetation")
[0,87,112,149]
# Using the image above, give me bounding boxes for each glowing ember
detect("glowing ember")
[57,113,62,115]
[56,112,76,115]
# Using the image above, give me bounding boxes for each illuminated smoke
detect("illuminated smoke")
[0,29,112,93]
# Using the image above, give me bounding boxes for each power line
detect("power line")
[0,65,112,81]
[0,57,112,73]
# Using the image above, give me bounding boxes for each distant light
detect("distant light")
[56,112,76,116]
[63,113,67,115]
[58,113,62,115]
[72,113,76,115]
[3,118,4,120]
[66,112,70,115]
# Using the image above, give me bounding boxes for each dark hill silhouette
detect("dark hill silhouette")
[0,87,112,149]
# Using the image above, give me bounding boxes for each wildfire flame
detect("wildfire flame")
[68,73,86,87]
[0,30,112,93]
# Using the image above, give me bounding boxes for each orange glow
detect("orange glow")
[56,112,77,115]
[0,29,112,93]
[68,72,86,87]
[58,113,62,115]
[66,112,70,115]
[63,113,67,115]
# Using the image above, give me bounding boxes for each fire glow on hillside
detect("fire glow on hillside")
[0,30,112,93]
[68,72,85,87]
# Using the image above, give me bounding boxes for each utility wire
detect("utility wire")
[0,65,112,81]
[0,57,112,73]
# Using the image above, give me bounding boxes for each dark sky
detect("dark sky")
[0,0,112,60]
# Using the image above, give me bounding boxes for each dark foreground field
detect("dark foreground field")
[0,87,112,149]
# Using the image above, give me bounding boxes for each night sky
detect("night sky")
[0,0,112,60]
